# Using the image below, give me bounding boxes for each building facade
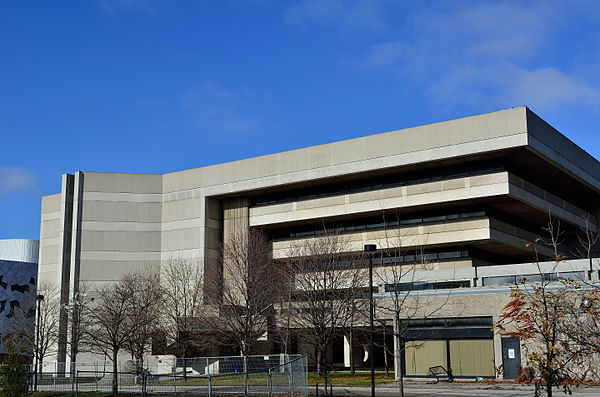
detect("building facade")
[38,107,600,377]
[0,239,39,354]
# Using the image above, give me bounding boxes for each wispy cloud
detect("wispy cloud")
[0,167,37,194]
[97,0,156,15]
[359,0,600,114]
[285,0,383,33]
[183,82,265,136]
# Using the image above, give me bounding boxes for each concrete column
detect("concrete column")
[343,335,351,368]
[67,172,84,366]
[56,174,75,366]
[222,198,250,306]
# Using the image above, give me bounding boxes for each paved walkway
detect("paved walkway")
[313,381,600,397]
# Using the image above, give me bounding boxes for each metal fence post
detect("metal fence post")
[288,359,294,397]
[75,370,79,397]
[244,355,249,397]
[95,362,98,392]
[71,363,75,395]
[173,359,177,394]
[268,368,272,397]
[207,357,212,397]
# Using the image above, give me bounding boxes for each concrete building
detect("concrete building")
[38,107,600,378]
[0,239,39,354]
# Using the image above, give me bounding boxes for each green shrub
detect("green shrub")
[0,337,30,397]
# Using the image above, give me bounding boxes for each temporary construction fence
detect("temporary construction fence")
[11,354,308,396]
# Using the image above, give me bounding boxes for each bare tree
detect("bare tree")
[572,214,600,279]
[161,258,205,379]
[65,283,93,368]
[11,281,59,377]
[208,227,277,357]
[288,230,366,380]
[372,213,455,397]
[272,262,295,355]
[85,277,136,396]
[124,272,163,371]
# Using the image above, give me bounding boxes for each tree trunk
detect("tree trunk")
[383,326,389,377]
[112,349,119,396]
[183,348,187,382]
[395,313,404,397]
[349,327,355,375]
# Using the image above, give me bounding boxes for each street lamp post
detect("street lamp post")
[34,294,44,392]
[364,244,377,397]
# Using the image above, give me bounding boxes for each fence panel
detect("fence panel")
[20,354,308,396]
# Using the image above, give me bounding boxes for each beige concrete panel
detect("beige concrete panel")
[161,197,203,222]
[162,168,204,194]
[199,134,526,198]
[81,201,162,222]
[40,245,60,265]
[79,250,161,261]
[250,173,510,227]
[160,248,204,261]
[40,237,60,247]
[38,270,59,285]
[41,211,61,221]
[272,218,492,259]
[80,260,160,282]
[80,220,162,232]
[41,194,61,214]
[160,228,203,251]
[80,231,161,252]
[82,191,162,203]
[477,258,590,278]
[164,108,528,194]
[161,218,205,231]
[41,219,60,239]
[82,172,162,194]
[296,195,345,210]
[441,178,468,191]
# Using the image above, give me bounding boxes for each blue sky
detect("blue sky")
[1,0,600,239]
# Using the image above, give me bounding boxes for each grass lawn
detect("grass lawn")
[153,371,290,387]
[308,371,395,386]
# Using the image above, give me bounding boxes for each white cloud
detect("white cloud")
[429,63,600,113]
[361,0,600,113]
[0,167,37,194]
[184,82,263,136]
[285,0,383,32]
[363,41,406,68]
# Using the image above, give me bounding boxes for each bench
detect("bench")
[428,365,454,383]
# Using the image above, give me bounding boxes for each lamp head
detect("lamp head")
[364,244,377,252]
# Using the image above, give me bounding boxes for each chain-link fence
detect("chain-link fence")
[6,354,308,396]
